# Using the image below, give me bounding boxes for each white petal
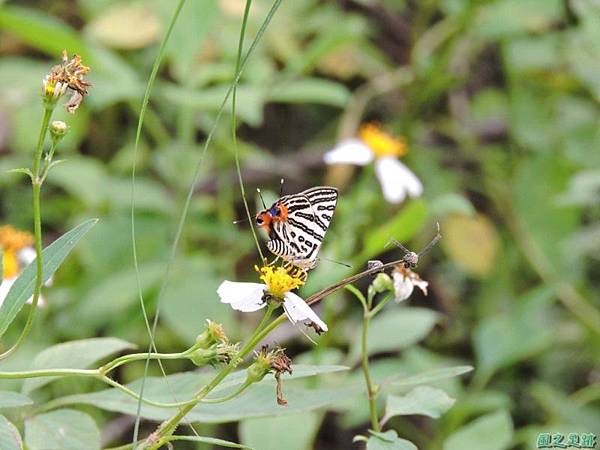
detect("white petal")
[283,292,328,332]
[413,278,429,296]
[324,139,374,166]
[17,247,36,266]
[393,272,414,302]
[217,281,267,312]
[375,157,423,204]
[0,278,15,309]
[0,277,45,309]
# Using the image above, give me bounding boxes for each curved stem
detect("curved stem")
[200,379,253,404]
[361,311,379,431]
[143,304,277,450]
[101,351,191,374]
[0,106,53,361]
[0,368,97,379]
[100,375,193,409]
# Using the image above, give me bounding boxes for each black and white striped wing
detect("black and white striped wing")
[267,187,338,269]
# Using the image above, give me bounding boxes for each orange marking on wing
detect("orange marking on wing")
[257,211,273,233]
[272,203,288,222]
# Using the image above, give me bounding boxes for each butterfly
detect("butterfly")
[255,186,338,270]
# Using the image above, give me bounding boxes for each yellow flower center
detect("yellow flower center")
[255,265,305,298]
[0,226,33,280]
[2,250,18,279]
[359,123,407,158]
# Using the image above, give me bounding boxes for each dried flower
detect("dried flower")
[393,265,428,303]
[42,50,91,112]
[217,264,327,332]
[246,346,293,405]
[324,123,422,204]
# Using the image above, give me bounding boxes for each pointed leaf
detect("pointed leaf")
[385,386,455,419]
[0,219,98,338]
[387,366,474,388]
[48,366,355,422]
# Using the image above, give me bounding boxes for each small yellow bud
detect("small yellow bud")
[50,121,68,139]
[371,273,393,294]
[195,319,228,350]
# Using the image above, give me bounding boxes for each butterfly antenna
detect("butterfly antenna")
[418,222,442,257]
[321,256,352,268]
[386,238,412,254]
[233,217,249,225]
[279,178,285,198]
[256,188,267,209]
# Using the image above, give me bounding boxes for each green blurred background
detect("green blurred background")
[0,0,599,449]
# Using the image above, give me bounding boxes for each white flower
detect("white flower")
[392,266,428,303]
[0,226,49,309]
[217,265,328,332]
[324,123,422,204]
[0,245,48,308]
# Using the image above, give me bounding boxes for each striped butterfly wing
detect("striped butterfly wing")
[267,187,338,269]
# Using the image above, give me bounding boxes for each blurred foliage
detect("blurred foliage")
[0,0,599,449]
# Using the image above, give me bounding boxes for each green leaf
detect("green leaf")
[0,415,22,450]
[366,430,417,450]
[358,200,427,264]
[473,287,554,384]
[474,0,564,39]
[0,391,33,409]
[240,412,321,450]
[22,337,135,394]
[156,0,219,81]
[0,6,89,60]
[384,386,455,420]
[75,261,165,327]
[512,140,580,279]
[350,308,440,361]
[50,366,354,422]
[387,366,474,388]
[444,410,513,450]
[6,168,33,179]
[161,258,234,344]
[529,382,600,431]
[0,218,98,338]
[268,78,351,107]
[25,409,100,450]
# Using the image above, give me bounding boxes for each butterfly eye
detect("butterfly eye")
[256,216,264,225]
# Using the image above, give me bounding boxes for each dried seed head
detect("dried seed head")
[42,50,91,112]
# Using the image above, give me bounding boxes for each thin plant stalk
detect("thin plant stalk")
[0,105,54,360]
[142,304,277,449]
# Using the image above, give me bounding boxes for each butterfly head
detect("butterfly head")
[255,202,288,231]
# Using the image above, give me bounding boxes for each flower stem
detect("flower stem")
[100,350,192,374]
[361,310,380,431]
[0,106,53,361]
[141,304,277,449]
